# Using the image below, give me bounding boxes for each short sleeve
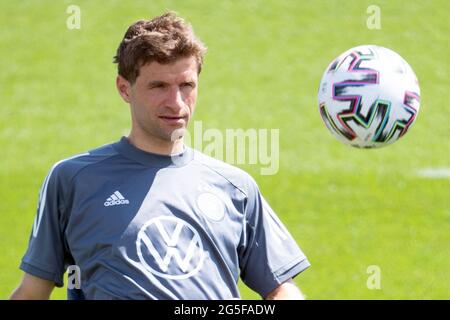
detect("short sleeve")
[238,178,310,298]
[20,164,72,287]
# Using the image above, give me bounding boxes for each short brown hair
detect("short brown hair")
[113,12,207,83]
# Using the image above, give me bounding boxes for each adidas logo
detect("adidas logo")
[104,191,130,207]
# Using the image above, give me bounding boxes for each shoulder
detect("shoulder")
[45,142,119,184]
[189,149,260,197]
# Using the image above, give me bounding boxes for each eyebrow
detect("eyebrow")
[147,80,168,87]
[147,79,196,87]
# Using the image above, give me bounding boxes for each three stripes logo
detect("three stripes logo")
[104,191,130,207]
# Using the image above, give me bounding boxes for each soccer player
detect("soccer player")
[10,12,310,300]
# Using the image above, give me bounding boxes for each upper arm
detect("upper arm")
[264,279,305,300]
[20,162,73,287]
[238,177,310,298]
[10,273,55,300]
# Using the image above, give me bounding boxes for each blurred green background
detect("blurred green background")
[0,0,448,299]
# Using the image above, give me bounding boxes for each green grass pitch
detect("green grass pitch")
[0,0,449,299]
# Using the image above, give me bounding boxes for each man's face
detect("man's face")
[117,56,199,144]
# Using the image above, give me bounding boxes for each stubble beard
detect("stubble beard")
[140,116,187,144]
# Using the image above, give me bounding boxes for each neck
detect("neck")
[127,130,184,155]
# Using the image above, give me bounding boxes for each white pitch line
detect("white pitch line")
[416,167,450,179]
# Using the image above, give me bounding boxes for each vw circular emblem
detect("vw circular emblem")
[136,216,205,280]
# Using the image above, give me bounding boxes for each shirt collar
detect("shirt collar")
[113,136,193,167]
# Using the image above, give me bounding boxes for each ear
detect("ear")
[116,75,132,103]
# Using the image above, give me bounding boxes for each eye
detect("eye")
[181,82,195,88]
[148,82,167,89]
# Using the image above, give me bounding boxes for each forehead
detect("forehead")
[137,56,199,83]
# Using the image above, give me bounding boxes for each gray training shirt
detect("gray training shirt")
[21,137,310,299]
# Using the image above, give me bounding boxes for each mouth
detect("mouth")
[158,115,187,126]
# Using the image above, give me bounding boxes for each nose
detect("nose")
[165,86,184,112]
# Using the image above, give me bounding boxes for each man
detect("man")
[11,12,310,300]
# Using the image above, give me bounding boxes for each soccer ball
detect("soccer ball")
[318,45,420,148]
